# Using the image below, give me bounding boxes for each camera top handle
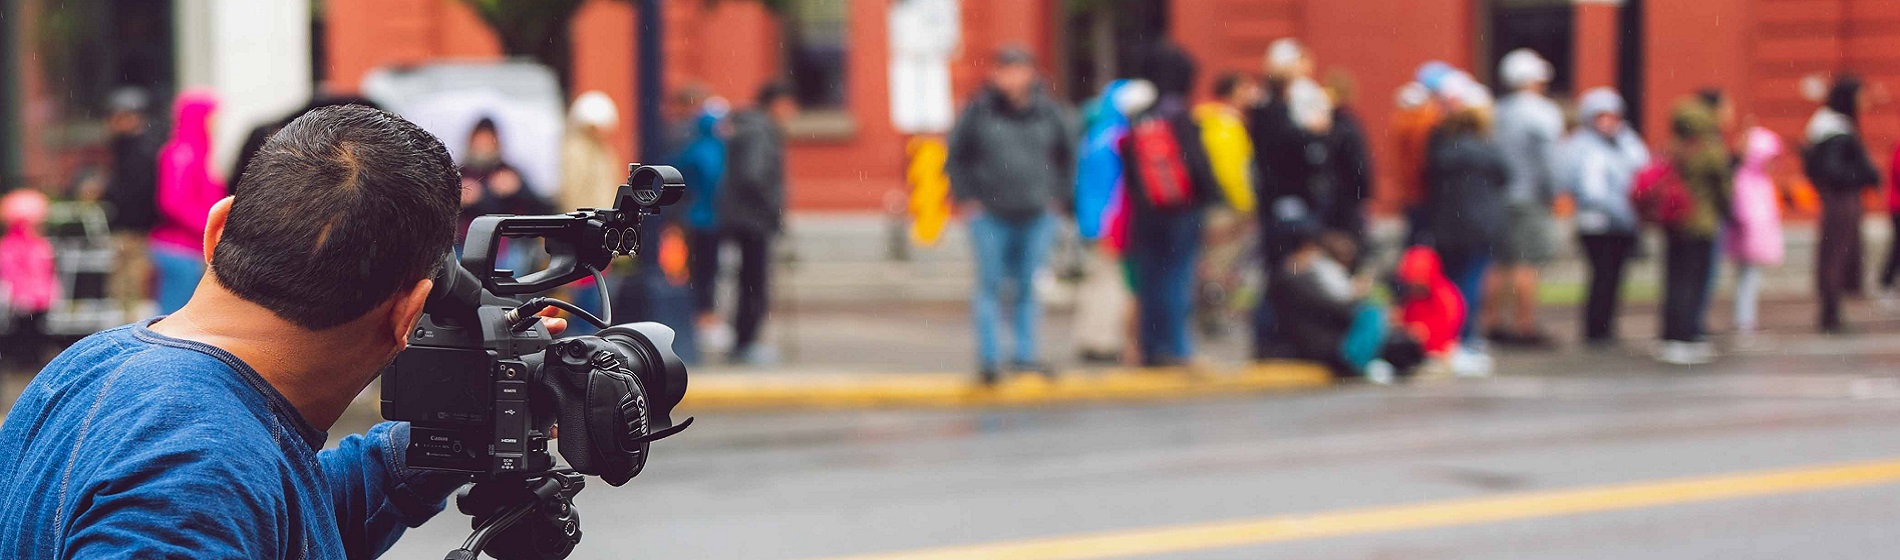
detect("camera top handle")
[460,164,684,296]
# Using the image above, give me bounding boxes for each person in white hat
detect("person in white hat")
[559,90,628,333]
[1484,48,1566,349]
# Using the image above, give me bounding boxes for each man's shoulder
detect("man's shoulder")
[10,325,287,457]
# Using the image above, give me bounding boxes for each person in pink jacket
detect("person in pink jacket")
[0,188,57,365]
[1724,127,1784,336]
[150,91,225,314]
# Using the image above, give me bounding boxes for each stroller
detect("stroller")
[42,200,120,339]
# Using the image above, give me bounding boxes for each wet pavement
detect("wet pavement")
[9,297,1900,558]
[376,320,1900,559]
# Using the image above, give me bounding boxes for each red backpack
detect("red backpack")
[1128,117,1194,209]
[1629,160,1693,229]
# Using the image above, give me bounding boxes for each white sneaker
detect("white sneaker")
[1881,290,1900,315]
[1451,349,1494,378]
[1657,341,1714,365]
[1365,360,1397,385]
[700,321,735,355]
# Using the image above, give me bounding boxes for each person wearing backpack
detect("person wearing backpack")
[1803,75,1880,334]
[1561,88,1650,346]
[1656,98,1735,364]
[946,46,1076,384]
[1121,42,1216,367]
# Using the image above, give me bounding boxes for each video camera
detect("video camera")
[381,164,693,560]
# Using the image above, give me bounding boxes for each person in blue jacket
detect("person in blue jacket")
[680,105,731,346]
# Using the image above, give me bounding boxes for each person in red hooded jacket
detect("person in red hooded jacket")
[1395,245,1465,356]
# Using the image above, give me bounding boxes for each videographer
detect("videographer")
[0,105,565,558]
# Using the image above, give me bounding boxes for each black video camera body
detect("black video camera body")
[382,164,691,487]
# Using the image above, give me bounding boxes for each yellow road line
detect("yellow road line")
[814,457,1900,560]
[679,364,1332,411]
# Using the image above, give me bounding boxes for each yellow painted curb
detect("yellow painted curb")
[677,362,1334,411]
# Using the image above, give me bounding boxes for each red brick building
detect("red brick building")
[312,0,1900,213]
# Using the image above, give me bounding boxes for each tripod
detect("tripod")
[445,470,586,560]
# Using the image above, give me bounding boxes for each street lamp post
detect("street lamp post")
[0,0,20,186]
[637,0,663,163]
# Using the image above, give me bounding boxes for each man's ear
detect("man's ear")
[202,196,236,261]
[389,278,433,351]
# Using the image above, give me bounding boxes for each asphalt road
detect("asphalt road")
[381,330,1900,559]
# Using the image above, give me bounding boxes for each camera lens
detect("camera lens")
[595,324,688,430]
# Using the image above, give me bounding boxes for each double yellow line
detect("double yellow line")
[816,457,1900,560]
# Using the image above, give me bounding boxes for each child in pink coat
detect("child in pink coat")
[1724,127,1784,335]
[1,189,58,364]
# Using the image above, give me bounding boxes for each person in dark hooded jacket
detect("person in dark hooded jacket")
[1420,85,1508,376]
[710,83,796,364]
[1657,98,1735,365]
[1804,75,1881,333]
[1121,41,1217,367]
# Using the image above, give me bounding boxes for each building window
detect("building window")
[782,0,848,110]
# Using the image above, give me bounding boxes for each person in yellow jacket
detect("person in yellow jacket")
[1191,72,1264,338]
[1193,72,1260,213]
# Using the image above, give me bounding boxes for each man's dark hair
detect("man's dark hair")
[756,82,792,107]
[1212,72,1248,100]
[214,105,460,330]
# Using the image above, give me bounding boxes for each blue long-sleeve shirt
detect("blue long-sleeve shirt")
[0,320,469,559]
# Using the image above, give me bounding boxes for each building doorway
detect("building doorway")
[1059,0,1169,103]
[12,0,175,188]
[1487,0,1574,97]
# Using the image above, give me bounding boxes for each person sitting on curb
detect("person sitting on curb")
[1394,245,1465,364]
[1267,205,1423,383]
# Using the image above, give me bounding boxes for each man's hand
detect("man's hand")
[536,306,568,335]
[538,306,566,441]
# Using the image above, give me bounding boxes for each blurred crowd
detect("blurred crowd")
[0,79,801,370]
[3,38,1898,383]
[936,38,1899,384]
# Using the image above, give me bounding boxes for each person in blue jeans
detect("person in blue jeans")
[0,106,570,558]
[967,213,1056,378]
[946,45,1076,384]
[1121,41,1216,367]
